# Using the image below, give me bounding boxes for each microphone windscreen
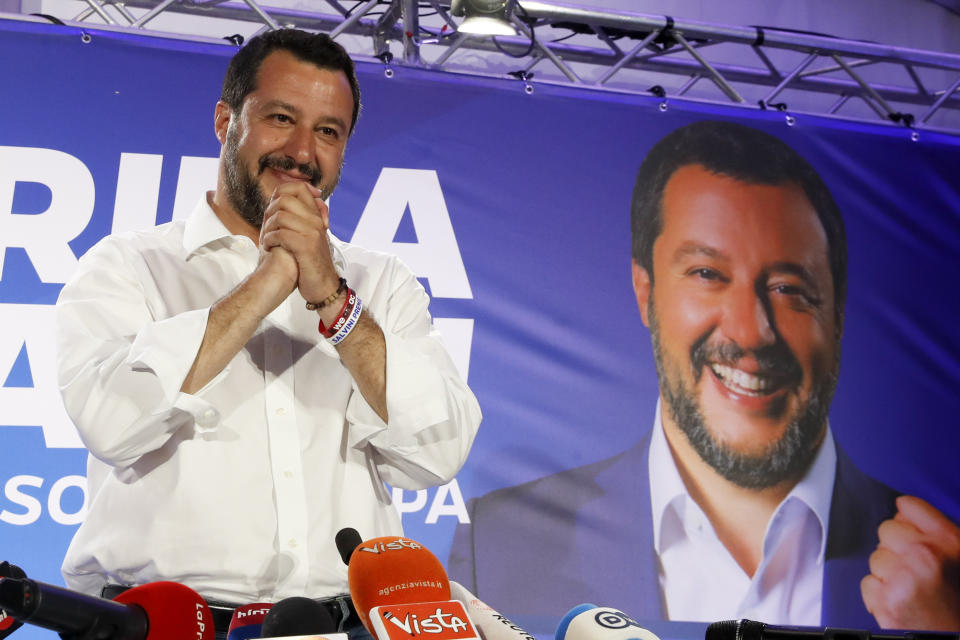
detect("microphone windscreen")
[555,604,598,640]
[260,596,336,638]
[706,620,764,640]
[555,605,660,640]
[336,528,363,565]
[227,602,273,640]
[112,581,215,640]
[347,536,451,632]
[0,564,25,580]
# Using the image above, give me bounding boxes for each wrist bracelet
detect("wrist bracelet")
[306,277,347,311]
[318,288,357,338]
[329,294,363,345]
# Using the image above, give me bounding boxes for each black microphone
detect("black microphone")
[336,527,363,565]
[0,577,215,640]
[706,620,960,640]
[260,596,337,638]
[0,563,26,639]
[0,564,25,580]
[0,576,147,639]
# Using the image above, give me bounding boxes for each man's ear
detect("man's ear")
[632,259,652,328]
[214,100,232,145]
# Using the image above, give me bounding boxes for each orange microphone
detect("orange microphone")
[346,535,478,640]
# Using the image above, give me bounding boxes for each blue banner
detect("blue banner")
[1,18,959,640]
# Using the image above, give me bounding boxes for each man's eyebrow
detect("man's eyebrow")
[260,100,347,131]
[670,242,728,263]
[767,261,821,290]
[261,99,301,116]
[315,115,348,132]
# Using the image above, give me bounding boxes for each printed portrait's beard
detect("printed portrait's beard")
[222,125,341,229]
[648,303,839,490]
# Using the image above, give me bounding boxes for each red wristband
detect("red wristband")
[318,288,356,338]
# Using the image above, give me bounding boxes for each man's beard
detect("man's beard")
[222,125,341,229]
[649,303,839,490]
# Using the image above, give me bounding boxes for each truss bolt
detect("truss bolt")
[785,114,796,127]
[81,32,91,43]
[659,102,668,112]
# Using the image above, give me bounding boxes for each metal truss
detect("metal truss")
[35,0,960,136]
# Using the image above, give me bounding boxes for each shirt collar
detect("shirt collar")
[182,194,238,256]
[181,194,349,273]
[648,399,836,563]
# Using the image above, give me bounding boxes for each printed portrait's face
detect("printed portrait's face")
[634,164,840,489]
[217,49,354,228]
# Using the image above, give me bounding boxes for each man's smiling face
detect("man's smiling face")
[635,164,840,489]
[218,49,354,229]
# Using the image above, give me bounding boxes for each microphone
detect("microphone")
[0,563,25,580]
[227,602,273,640]
[260,596,337,638]
[347,535,452,631]
[555,605,660,640]
[112,582,215,640]
[449,580,536,640]
[336,527,363,565]
[0,576,214,640]
[346,535,479,640]
[0,562,26,639]
[706,620,960,640]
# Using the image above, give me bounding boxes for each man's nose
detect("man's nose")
[282,125,314,166]
[718,284,776,351]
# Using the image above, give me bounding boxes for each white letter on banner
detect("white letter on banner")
[351,169,472,299]
[433,318,474,381]
[1,475,43,526]
[112,153,163,233]
[0,304,84,448]
[48,475,88,525]
[425,479,469,524]
[172,156,219,222]
[392,487,428,515]
[0,146,94,283]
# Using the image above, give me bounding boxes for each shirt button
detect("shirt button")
[197,408,219,427]
[288,538,298,549]
[276,408,286,416]
[284,471,294,479]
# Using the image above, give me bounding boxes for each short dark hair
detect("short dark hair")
[220,29,361,135]
[631,120,847,320]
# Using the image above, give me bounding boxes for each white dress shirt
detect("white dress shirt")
[56,197,481,602]
[649,402,836,624]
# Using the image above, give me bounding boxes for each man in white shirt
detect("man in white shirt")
[56,29,481,639]
[449,121,959,635]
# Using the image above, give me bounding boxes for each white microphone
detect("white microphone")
[448,580,536,640]
[555,605,661,640]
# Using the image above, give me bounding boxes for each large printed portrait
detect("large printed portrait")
[447,121,960,636]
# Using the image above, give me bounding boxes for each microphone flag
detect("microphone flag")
[226,602,273,640]
[369,600,481,640]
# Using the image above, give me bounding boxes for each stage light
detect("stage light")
[451,0,518,36]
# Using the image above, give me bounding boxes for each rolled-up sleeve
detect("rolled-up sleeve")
[345,257,482,490]
[56,237,224,468]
